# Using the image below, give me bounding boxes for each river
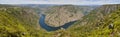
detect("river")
[39,14,77,31]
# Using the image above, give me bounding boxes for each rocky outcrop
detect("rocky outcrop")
[44,5,94,27]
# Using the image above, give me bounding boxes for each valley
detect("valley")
[0,4,120,37]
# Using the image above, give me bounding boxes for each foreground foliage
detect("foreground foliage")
[67,4,120,37]
[0,6,47,37]
[0,4,120,37]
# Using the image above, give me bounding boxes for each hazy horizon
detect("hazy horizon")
[0,0,120,5]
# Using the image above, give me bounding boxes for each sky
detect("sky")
[0,0,120,5]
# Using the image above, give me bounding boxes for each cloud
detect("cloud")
[0,0,120,5]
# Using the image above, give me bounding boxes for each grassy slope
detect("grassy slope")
[1,4,120,37]
[36,4,120,37]
[66,4,120,37]
[0,6,50,37]
[0,5,66,37]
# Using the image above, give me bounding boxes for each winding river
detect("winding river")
[39,14,77,31]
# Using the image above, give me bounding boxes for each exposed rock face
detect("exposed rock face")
[45,5,85,27]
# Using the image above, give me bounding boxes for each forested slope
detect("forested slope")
[0,6,47,37]
[67,4,120,37]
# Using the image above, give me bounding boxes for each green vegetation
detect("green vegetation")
[66,4,120,37]
[0,6,48,37]
[0,4,120,37]
[37,4,120,37]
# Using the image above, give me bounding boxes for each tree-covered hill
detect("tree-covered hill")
[1,4,120,37]
[0,5,48,37]
[67,4,120,37]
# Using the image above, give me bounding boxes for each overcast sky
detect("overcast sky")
[0,0,120,5]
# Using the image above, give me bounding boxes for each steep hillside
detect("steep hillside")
[44,5,94,27]
[67,4,120,37]
[1,4,120,37]
[0,5,47,37]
